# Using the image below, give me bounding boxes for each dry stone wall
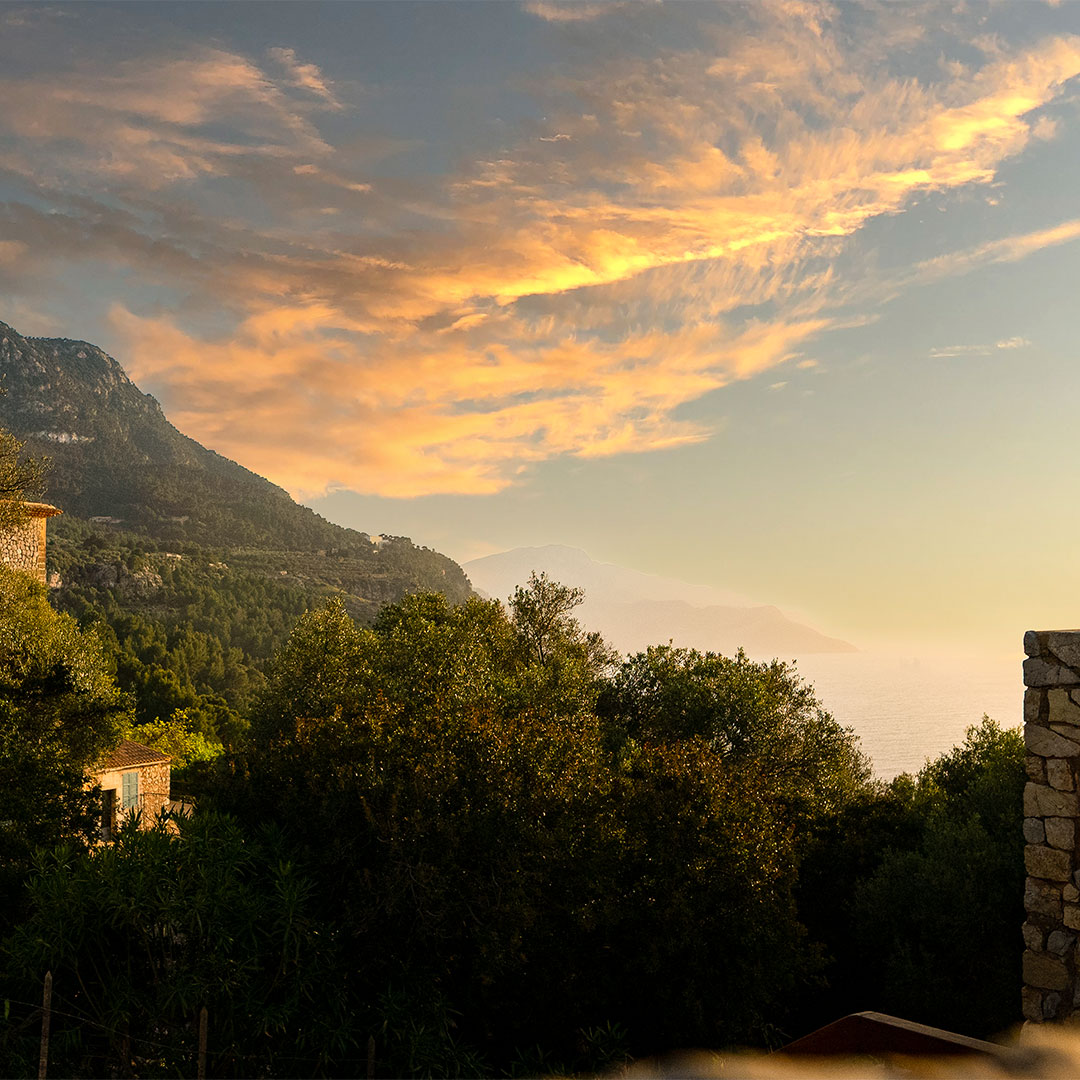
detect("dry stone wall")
[0,515,46,583]
[1022,630,1080,1022]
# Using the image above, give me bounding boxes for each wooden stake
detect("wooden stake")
[197,1006,208,1080]
[367,1034,375,1080]
[37,970,51,1080]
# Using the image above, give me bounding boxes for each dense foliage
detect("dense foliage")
[0,567,128,914]
[0,335,1031,1074]
[0,423,47,530]
[39,515,473,763]
[797,718,1025,1037]
[0,562,1028,1078]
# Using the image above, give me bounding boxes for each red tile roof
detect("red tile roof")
[98,739,171,770]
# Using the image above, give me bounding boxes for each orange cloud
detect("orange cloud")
[5,10,1080,497]
[111,302,828,498]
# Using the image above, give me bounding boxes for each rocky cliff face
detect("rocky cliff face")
[1,323,168,442]
[0,318,472,602]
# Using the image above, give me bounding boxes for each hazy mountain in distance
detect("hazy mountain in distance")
[465,545,856,657]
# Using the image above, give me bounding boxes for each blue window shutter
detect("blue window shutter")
[122,771,139,810]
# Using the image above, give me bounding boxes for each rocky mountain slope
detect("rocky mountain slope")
[0,318,471,610]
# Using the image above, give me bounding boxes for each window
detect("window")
[121,770,139,811]
[101,789,117,841]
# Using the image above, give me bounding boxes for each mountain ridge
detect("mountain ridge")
[0,317,472,610]
[465,545,856,657]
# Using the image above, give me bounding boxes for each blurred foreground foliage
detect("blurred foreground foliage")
[0,570,1024,1077]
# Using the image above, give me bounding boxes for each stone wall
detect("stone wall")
[97,761,172,825]
[1022,630,1080,1022]
[0,515,46,583]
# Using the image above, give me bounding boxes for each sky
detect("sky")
[3,0,1080,655]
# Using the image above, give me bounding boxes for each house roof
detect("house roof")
[779,1012,1010,1060]
[98,739,171,771]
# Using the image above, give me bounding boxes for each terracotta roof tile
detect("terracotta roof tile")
[98,738,171,770]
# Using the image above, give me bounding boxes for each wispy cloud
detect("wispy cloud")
[267,46,341,108]
[929,336,1033,358]
[522,1,640,23]
[2,7,1079,497]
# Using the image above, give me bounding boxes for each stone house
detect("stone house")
[95,739,173,841]
[0,501,62,583]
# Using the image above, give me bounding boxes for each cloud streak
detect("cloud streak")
[3,7,1080,496]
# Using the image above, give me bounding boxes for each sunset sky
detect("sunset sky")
[3,0,1080,653]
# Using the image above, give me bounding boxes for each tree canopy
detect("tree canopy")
[0,424,48,529]
[0,565,128,913]
[0,567,1027,1076]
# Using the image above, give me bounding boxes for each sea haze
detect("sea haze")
[790,650,1022,781]
[465,545,1023,781]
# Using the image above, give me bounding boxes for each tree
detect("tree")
[598,645,872,821]
[507,572,617,719]
[851,718,1025,1037]
[0,566,128,919]
[509,572,586,666]
[227,586,847,1069]
[794,717,1025,1041]
[0,424,48,529]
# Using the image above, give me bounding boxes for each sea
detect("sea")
[788,650,1024,781]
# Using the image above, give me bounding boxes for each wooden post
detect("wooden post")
[367,1034,375,1080]
[38,970,52,1080]
[197,1006,208,1080]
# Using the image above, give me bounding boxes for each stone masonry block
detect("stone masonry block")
[1024,950,1070,990]
[1065,904,1080,931]
[1027,755,1048,784]
[1026,725,1080,758]
[1048,930,1075,956]
[1044,992,1064,1019]
[1025,817,1047,844]
[1047,817,1076,851]
[1024,922,1046,951]
[1027,845,1073,881]
[1027,878,1063,919]
[1025,783,1080,818]
[1048,759,1076,792]
[1025,657,1080,688]
[1022,986,1044,1022]
[1049,689,1080,726]
[1026,631,1046,658]
[1046,632,1080,671]
[1066,884,1080,903]
[1028,688,1048,724]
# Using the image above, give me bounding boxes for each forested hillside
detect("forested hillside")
[0,318,472,745]
[0,317,470,577]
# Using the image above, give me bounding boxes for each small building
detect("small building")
[95,739,172,841]
[0,501,62,584]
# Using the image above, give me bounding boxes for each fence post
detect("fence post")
[197,1006,208,1080]
[367,1034,376,1080]
[38,970,52,1080]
